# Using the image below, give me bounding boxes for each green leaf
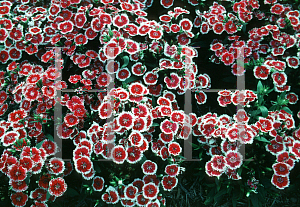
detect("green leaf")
[45,134,54,141]
[66,188,79,197]
[256,136,270,143]
[121,56,129,68]
[46,191,51,200]
[282,107,293,115]
[214,188,227,203]
[36,140,45,149]
[257,81,263,93]
[258,106,268,117]
[151,123,159,127]
[124,75,138,84]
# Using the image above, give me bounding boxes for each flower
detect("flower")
[143,183,159,199]
[48,177,67,197]
[111,145,127,164]
[161,0,174,8]
[74,156,92,174]
[48,158,65,175]
[162,175,178,191]
[142,160,157,175]
[225,150,243,169]
[124,184,138,200]
[92,176,105,191]
[127,146,142,164]
[165,164,179,176]
[168,142,182,156]
[8,164,27,181]
[10,192,28,207]
[271,174,289,189]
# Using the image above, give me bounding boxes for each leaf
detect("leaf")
[214,188,227,203]
[124,75,138,84]
[151,122,159,127]
[256,136,270,143]
[45,134,54,141]
[282,106,293,115]
[36,140,45,149]
[257,81,263,93]
[66,188,79,197]
[121,56,129,68]
[258,106,268,117]
[46,191,51,200]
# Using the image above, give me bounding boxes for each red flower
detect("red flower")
[160,15,172,22]
[142,160,157,175]
[75,13,86,28]
[271,72,287,86]
[24,86,40,101]
[200,22,210,34]
[92,176,104,191]
[124,184,138,200]
[9,180,28,192]
[41,86,56,98]
[117,68,131,81]
[75,156,92,174]
[161,175,178,191]
[253,65,270,80]
[286,92,298,104]
[113,14,129,28]
[125,39,140,54]
[177,33,190,45]
[234,109,249,123]
[170,24,180,33]
[160,0,174,8]
[19,157,33,171]
[157,97,171,106]
[225,150,243,169]
[272,162,290,176]
[72,104,86,117]
[224,20,237,34]
[129,82,146,96]
[91,18,104,32]
[117,112,134,129]
[11,192,28,207]
[271,4,284,15]
[160,119,178,134]
[48,177,67,197]
[132,62,146,76]
[143,72,158,85]
[74,34,88,45]
[30,188,47,202]
[41,140,57,156]
[211,155,226,171]
[165,164,179,176]
[213,23,224,34]
[256,117,273,132]
[129,131,144,147]
[102,187,119,204]
[2,131,19,146]
[8,164,27,181]
[143,183,158,199]
[0,50,9,63]
[48,157,64,175]
[127,146,142,164]
[271,174,289,189]
[277,152,294,168]
[180,18,192,31]
[195,92,207,105]
[8,109,27,123]
[27,73,42,84]
[149,29,163,40]
[104,42,121,59]
[9,28,22,41]
[168,142,182,156]
[138,24,150,35]
[85,28,97,40]
[58,21,74,34]
[164,73,180,89]
[111,145,127,164]
[266,139,285,155]
[205,161,222,177]
[221,52,235,66]
[286,56,299,69]
[64,113,79,127]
